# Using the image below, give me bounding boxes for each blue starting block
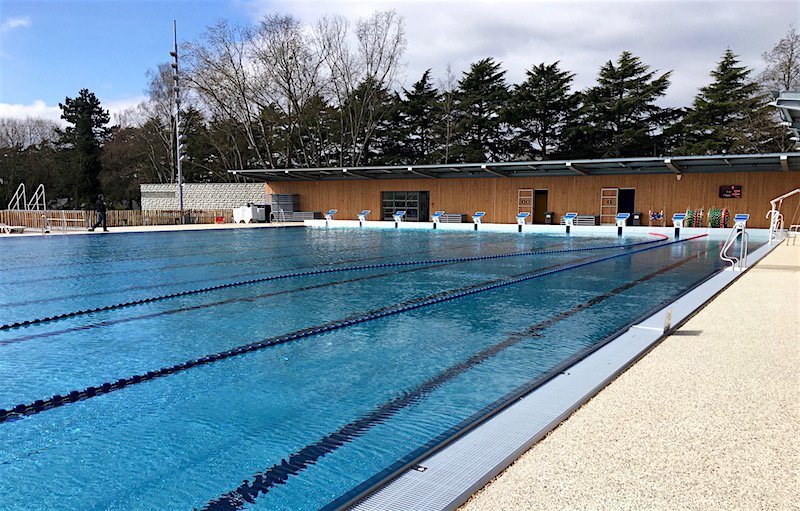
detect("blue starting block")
[324,209,337,222]
[472,211,485,230]
[733,214,749,228]
[393,210,406,227]
[564,212,578,234]
[431,210,445,228]
[672,213,687,238]
[616,212,630,236]
[516,212,530,232]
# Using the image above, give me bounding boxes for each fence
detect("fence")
[0,209,234,230]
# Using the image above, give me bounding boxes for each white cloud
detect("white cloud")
[0,16,31,33]
[244,0,797,107]
[0,95,147,126]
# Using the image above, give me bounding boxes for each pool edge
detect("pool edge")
[342,240,779,511]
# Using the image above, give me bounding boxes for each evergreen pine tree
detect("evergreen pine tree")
[56,89,111,206]
[507,61,579,159]
[452,58,510,162]
[682,48,781,154]
[396,69,441,164]
[574,52,673,158]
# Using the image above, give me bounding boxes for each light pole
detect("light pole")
[170,19,185,222]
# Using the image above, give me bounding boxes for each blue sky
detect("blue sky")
[0,0,797,123]
[0,0,254,105]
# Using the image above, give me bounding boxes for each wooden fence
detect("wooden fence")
[0,209,234,230]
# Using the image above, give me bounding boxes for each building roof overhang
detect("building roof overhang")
[229,152,800,182]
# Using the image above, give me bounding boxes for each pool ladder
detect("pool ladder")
[720,215,750,271]
[269,208,287,226]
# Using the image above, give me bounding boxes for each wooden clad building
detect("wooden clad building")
[232,153,800,229]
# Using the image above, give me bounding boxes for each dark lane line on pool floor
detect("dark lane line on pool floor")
[0,236,699,425]
[1,227,314,272]
[0,238,660,330]
[0,257,585,421]
[4,235,464,285]
[2,238,518,309]
[0,261,466,345]
[200,248,710,511]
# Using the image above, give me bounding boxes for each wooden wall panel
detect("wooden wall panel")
[265,171,800,228]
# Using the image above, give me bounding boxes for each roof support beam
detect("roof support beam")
[408,167,437,178]
[665,158,683,175]
[780,155,790,172]
[481,164,509,177]
[566,162,588,176]
[343,169,376,180]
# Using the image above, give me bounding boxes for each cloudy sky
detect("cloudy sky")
[0,0,797,124]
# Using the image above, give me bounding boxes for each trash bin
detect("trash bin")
[544,211,555,224]
[631,212,643,226]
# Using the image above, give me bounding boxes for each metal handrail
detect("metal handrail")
[7,183,26,210]
[269,208,286,225]
[720,223,749,271]
[27,184,46,210]
[768,188,800,244]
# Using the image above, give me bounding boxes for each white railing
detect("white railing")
[269,208,287,225]
[720,224,749,271]
[27,184,46,210]
[767,188,800,244]
[7,183,26,210]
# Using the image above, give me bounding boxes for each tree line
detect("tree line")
[0,12,797,209]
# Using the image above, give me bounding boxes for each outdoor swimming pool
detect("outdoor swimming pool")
[0,227,765,510]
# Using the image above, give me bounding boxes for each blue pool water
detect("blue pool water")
[0,227,763,510]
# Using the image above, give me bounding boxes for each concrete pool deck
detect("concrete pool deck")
[460,241,799,511]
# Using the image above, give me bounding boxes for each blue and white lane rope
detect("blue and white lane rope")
[0,233,702,424]
[0,234,669,331]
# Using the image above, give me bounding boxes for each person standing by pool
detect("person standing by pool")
[88,194,108,232]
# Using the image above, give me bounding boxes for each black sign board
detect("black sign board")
[719,185,742,199]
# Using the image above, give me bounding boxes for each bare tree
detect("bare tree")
[183,20,274,169]
[438,64,457,164]
[0,117,59,149]
[250,14,327,167]
[317,10,406,166]
[760,25,800,92]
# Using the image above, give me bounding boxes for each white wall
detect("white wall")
[140,183,268,210]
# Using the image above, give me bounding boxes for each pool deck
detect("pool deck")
[460,241,799,511]
[2,222,303,237]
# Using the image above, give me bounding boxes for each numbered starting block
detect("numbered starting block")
[393,210,406,227]
[516,212,530,232]
[616,212,630,236]
[564,212,578,234]
[431,210,445,228]
[357,209,370,225]
[324,209,337,222]
[672,213,687,238]
[472,211,486,230]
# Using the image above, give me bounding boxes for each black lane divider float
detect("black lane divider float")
[3,237,516,309]
[201,246,709,511]
[1,225,311,273]
[0,236,667,331]
[0,234,697,425]
[0,257,591,422]
[5,233,473,285]
[0,261,467,345]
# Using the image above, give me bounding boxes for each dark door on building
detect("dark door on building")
[381,191,430,222]
[533,190,548,223]
[618,188,635,219]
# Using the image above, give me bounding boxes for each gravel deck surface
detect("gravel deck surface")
[461,241,799,511]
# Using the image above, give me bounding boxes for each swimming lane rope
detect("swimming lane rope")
[0,233,670,332]
[0,233,700,425]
